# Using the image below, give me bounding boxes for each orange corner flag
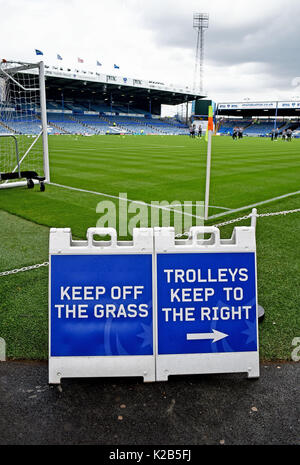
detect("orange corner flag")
[207,106,214,131]
[205,106,214,141]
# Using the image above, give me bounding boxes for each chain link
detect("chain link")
[257,208,300,218]
[214,214,252,228]
[0,262,49,277]
[0,208,299,276]
[174,214,253,238]
[174,208,300,238]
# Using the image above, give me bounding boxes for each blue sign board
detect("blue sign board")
[157,252,257,355]
[51,254,153,357]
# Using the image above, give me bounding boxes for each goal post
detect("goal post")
[0,60,50,190]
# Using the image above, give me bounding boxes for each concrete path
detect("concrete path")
[0,361,299,445]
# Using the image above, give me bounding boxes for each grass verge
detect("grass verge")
[0,193,299,360]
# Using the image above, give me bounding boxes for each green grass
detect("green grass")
[0,135,299,238]
[0,134,299,360]
[0,211,49,359]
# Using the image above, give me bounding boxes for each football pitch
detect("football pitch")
[0,134,299,361]
[0,134,299,237]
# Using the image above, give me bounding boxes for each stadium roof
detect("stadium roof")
[40,65,204,114]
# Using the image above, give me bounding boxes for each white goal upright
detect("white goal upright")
[0,60,49,190]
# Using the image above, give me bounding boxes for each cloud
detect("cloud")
[0,0,299,101]
[134,0,300,96]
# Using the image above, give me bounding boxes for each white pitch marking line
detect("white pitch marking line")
[208,189,300,220]
[49,182,205,219]
[168,204,231,211]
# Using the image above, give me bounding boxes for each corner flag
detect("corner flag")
[205,105,214,142]
[204,105,214,220]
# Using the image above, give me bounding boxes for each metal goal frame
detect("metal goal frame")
[0,60,49,190]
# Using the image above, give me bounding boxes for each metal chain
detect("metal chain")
[0,262,49,277]
[175,214,253,238]
[0,208,299,276]
[174,208,300,238]
[214,214,252,228]
[257,208,300,218]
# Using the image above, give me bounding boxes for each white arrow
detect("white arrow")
[186,329,228,343]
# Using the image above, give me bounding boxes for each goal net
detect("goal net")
[0,61,49,189]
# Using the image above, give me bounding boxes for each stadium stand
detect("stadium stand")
[282,122,300,133]
[293,129,300,138]
[243,121,300,136]
[47,105,190,135]
[0,112,42,135]
[217,119,252,135]
[47,113,103,135]
[243,121,275,136]
[0,124,11,134]
[2,103,299,138]
[0,99,190,136]
[217,119,300,137]
[98,115,187,135]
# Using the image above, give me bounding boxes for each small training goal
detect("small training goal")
[0,60,49,191]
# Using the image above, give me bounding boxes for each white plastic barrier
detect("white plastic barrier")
[49,227,155,384]
[154,226,259,380]
[49,225,259,383]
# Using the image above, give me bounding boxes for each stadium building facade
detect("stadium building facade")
[216,100,300,137]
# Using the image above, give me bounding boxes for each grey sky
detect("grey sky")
[1,0,299,103]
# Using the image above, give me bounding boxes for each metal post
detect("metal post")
[186,100,189,125]
[0,134,20,178]
[38,61,50,182]
[61,91,64,121]
[193,13,209,94]
[12,135,20,178]
[250,208,258,230]
[274,101,278,130]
